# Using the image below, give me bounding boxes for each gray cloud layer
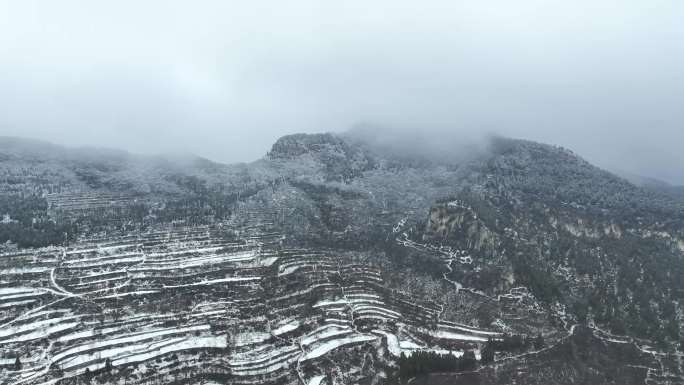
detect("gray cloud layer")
[1,1,683,183]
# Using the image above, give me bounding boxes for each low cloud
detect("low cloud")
[1,0,683,183]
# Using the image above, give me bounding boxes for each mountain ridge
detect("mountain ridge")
[0,132,682,385]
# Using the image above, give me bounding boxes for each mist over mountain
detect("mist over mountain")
[0,132,682,385]
[2,1,683,384]
[2,1,684,183]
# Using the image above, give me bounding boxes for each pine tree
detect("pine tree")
[14,356,22,371]
[533,334,546,350]
[460,350,477,371]
[481,339,495,364]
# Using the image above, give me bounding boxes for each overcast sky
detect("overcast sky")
[1,1,683,183]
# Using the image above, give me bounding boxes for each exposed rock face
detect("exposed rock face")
[425,204,500,256]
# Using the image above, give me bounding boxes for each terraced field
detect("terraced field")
[0,220,500,385]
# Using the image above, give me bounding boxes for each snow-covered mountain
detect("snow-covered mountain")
[0,133,682,385]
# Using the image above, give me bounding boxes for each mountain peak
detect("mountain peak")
[266,133,349,160]
[266,132,374,182]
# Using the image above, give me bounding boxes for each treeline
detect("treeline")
[155,175,273,224]
[0,221,77,248]
[397,350,477,380]
[481,334,545,363]
[0,194,77,248]
[153,197,232,225]
[0,194,47,223]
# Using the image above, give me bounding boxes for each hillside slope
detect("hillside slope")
[0,133,682,385]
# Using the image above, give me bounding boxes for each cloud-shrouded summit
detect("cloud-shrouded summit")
[1,0,683,183]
